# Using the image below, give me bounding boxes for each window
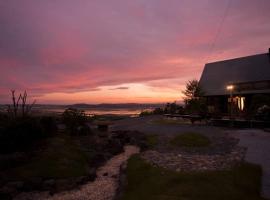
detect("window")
[227,96,245,111]
[236,96,245,111]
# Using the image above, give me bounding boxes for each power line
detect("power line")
[205,0,232,63]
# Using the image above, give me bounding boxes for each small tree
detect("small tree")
[182,80,204,102]
[182,79,207,115]
[7,90,36,118]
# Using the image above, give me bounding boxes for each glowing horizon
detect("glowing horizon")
[1,0,270,104]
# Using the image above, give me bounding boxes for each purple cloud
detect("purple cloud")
[0,0,270,103]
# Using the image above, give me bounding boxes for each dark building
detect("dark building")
[199,48,270,116]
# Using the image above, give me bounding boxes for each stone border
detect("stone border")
[141,147,246,172]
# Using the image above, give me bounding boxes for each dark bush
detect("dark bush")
[139,103,184,116]
[40,116,58,136]
[0,115,58,154]
[164,103,184,114]
[0,112,8,126]
[0,117,42,153]
[77,124,91,135]
[255,105,270,121]
[152,107,164,115]
[62,108,91,135]
[250,94,270,112]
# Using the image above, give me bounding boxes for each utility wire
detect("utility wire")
[204,0,232,63]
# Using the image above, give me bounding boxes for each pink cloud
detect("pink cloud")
[0,0,270,103]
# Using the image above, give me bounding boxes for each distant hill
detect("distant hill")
[68,103,165,109]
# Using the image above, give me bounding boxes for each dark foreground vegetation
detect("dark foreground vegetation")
[119,156,265,200]
[0,91,58,154]
[170,132,211,148]
[0,91,150,199]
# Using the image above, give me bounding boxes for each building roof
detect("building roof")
[199,52,270,96]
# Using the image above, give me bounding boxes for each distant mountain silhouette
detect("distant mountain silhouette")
[68,103,165,109]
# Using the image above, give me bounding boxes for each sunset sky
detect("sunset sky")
[1,0,270,104]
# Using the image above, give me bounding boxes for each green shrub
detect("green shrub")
[139,110,153,116]
[170,132,210,147]
[145,134,159,148]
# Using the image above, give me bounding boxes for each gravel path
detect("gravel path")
[229,129,270,199]
[15,145,140,200]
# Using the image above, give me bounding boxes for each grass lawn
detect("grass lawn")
[145,134,159,148]
[120,155,265,200]
[150,118,190,125]
[170,132,211,147]
[1,135,90,181]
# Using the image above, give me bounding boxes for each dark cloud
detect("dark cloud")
[109,87,129,90]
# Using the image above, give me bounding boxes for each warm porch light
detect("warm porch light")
[226,84,234,120]
[226,85,234,90]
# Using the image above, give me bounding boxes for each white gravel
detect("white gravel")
[15,145,140,200]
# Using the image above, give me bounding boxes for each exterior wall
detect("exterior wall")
[234,80,270,92]
[206,93,270,117]
[206,96,228,114]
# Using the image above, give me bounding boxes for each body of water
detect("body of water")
[0,104,162,116]
[38,108,145,116]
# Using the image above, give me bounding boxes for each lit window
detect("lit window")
[237,97,245,111]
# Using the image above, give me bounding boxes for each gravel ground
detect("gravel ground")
[14,145,140,200]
